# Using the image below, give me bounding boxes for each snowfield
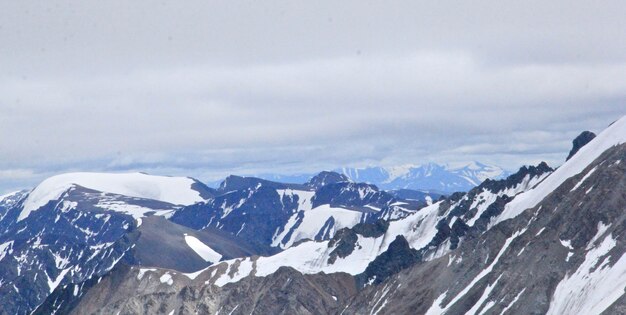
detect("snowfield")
[19,172,206,221]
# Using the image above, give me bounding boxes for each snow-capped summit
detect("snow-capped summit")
[19,172,211,222]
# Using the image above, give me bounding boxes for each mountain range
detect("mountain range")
[0,116,625,314]
[209,161,510,195]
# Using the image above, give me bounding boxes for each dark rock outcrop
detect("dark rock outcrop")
[566,130,596,161]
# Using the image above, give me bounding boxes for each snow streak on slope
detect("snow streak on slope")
[271,188,388,249]
[95,199,173,220]
[425,228,528,315]
[491,116,626,227]
[184,235,222,263]
[465,172,549,227]
[547,234,626,315]
[19,172,205,221]
[272,204,363,249]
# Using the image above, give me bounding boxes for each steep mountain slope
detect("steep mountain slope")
[346,128,626,314]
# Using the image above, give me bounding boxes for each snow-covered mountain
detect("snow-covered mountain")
[0,172,224,314]
[3,116,626,315]
[0,170,424,314]
[26,116,626,315]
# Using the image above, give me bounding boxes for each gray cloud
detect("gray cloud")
[1,0,626,192]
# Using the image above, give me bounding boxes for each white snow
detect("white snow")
[19,172,205,221]
[0,241,14,261]
[586,222,611,250]
[491,116,626,227]
[137,268,157,280]
[500,288,525,315]
[560,239,574,250]
[47,268,69,293]
[182,268,207,280]
[570,166,597,191]
[425,228,527,315]
[386,202,441,252]
[276,189,315,212]
[95,199,174,220]
[159,273,174,285]
[184,235,222,263]
[547,234,626,315]
[214,202,443,286]
[0,190,22,203]
[272,204,364,248]
[465,274,502,315]
[383,164,414,182]
[466,173,549,227]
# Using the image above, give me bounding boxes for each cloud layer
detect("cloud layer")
[1,1,625,192]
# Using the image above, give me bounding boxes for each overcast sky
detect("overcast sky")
[1,0,626,193]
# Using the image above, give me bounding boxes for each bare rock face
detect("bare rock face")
[36,264,357,315]
[567,130,596,161]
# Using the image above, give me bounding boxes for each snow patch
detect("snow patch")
[547,234,625,315]
[570,166,597,191]
[425,228,527,315]
[160,273,174,285]
[272,204,363,248]
[184,235,222,263]
[137,268,157,280]
[586,222,610,250]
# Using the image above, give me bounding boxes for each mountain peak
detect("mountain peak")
[306,171,350,189]
[18,172,207,222]
[566,130,597,161]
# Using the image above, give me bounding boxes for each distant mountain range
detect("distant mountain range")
[211,161,510,194]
